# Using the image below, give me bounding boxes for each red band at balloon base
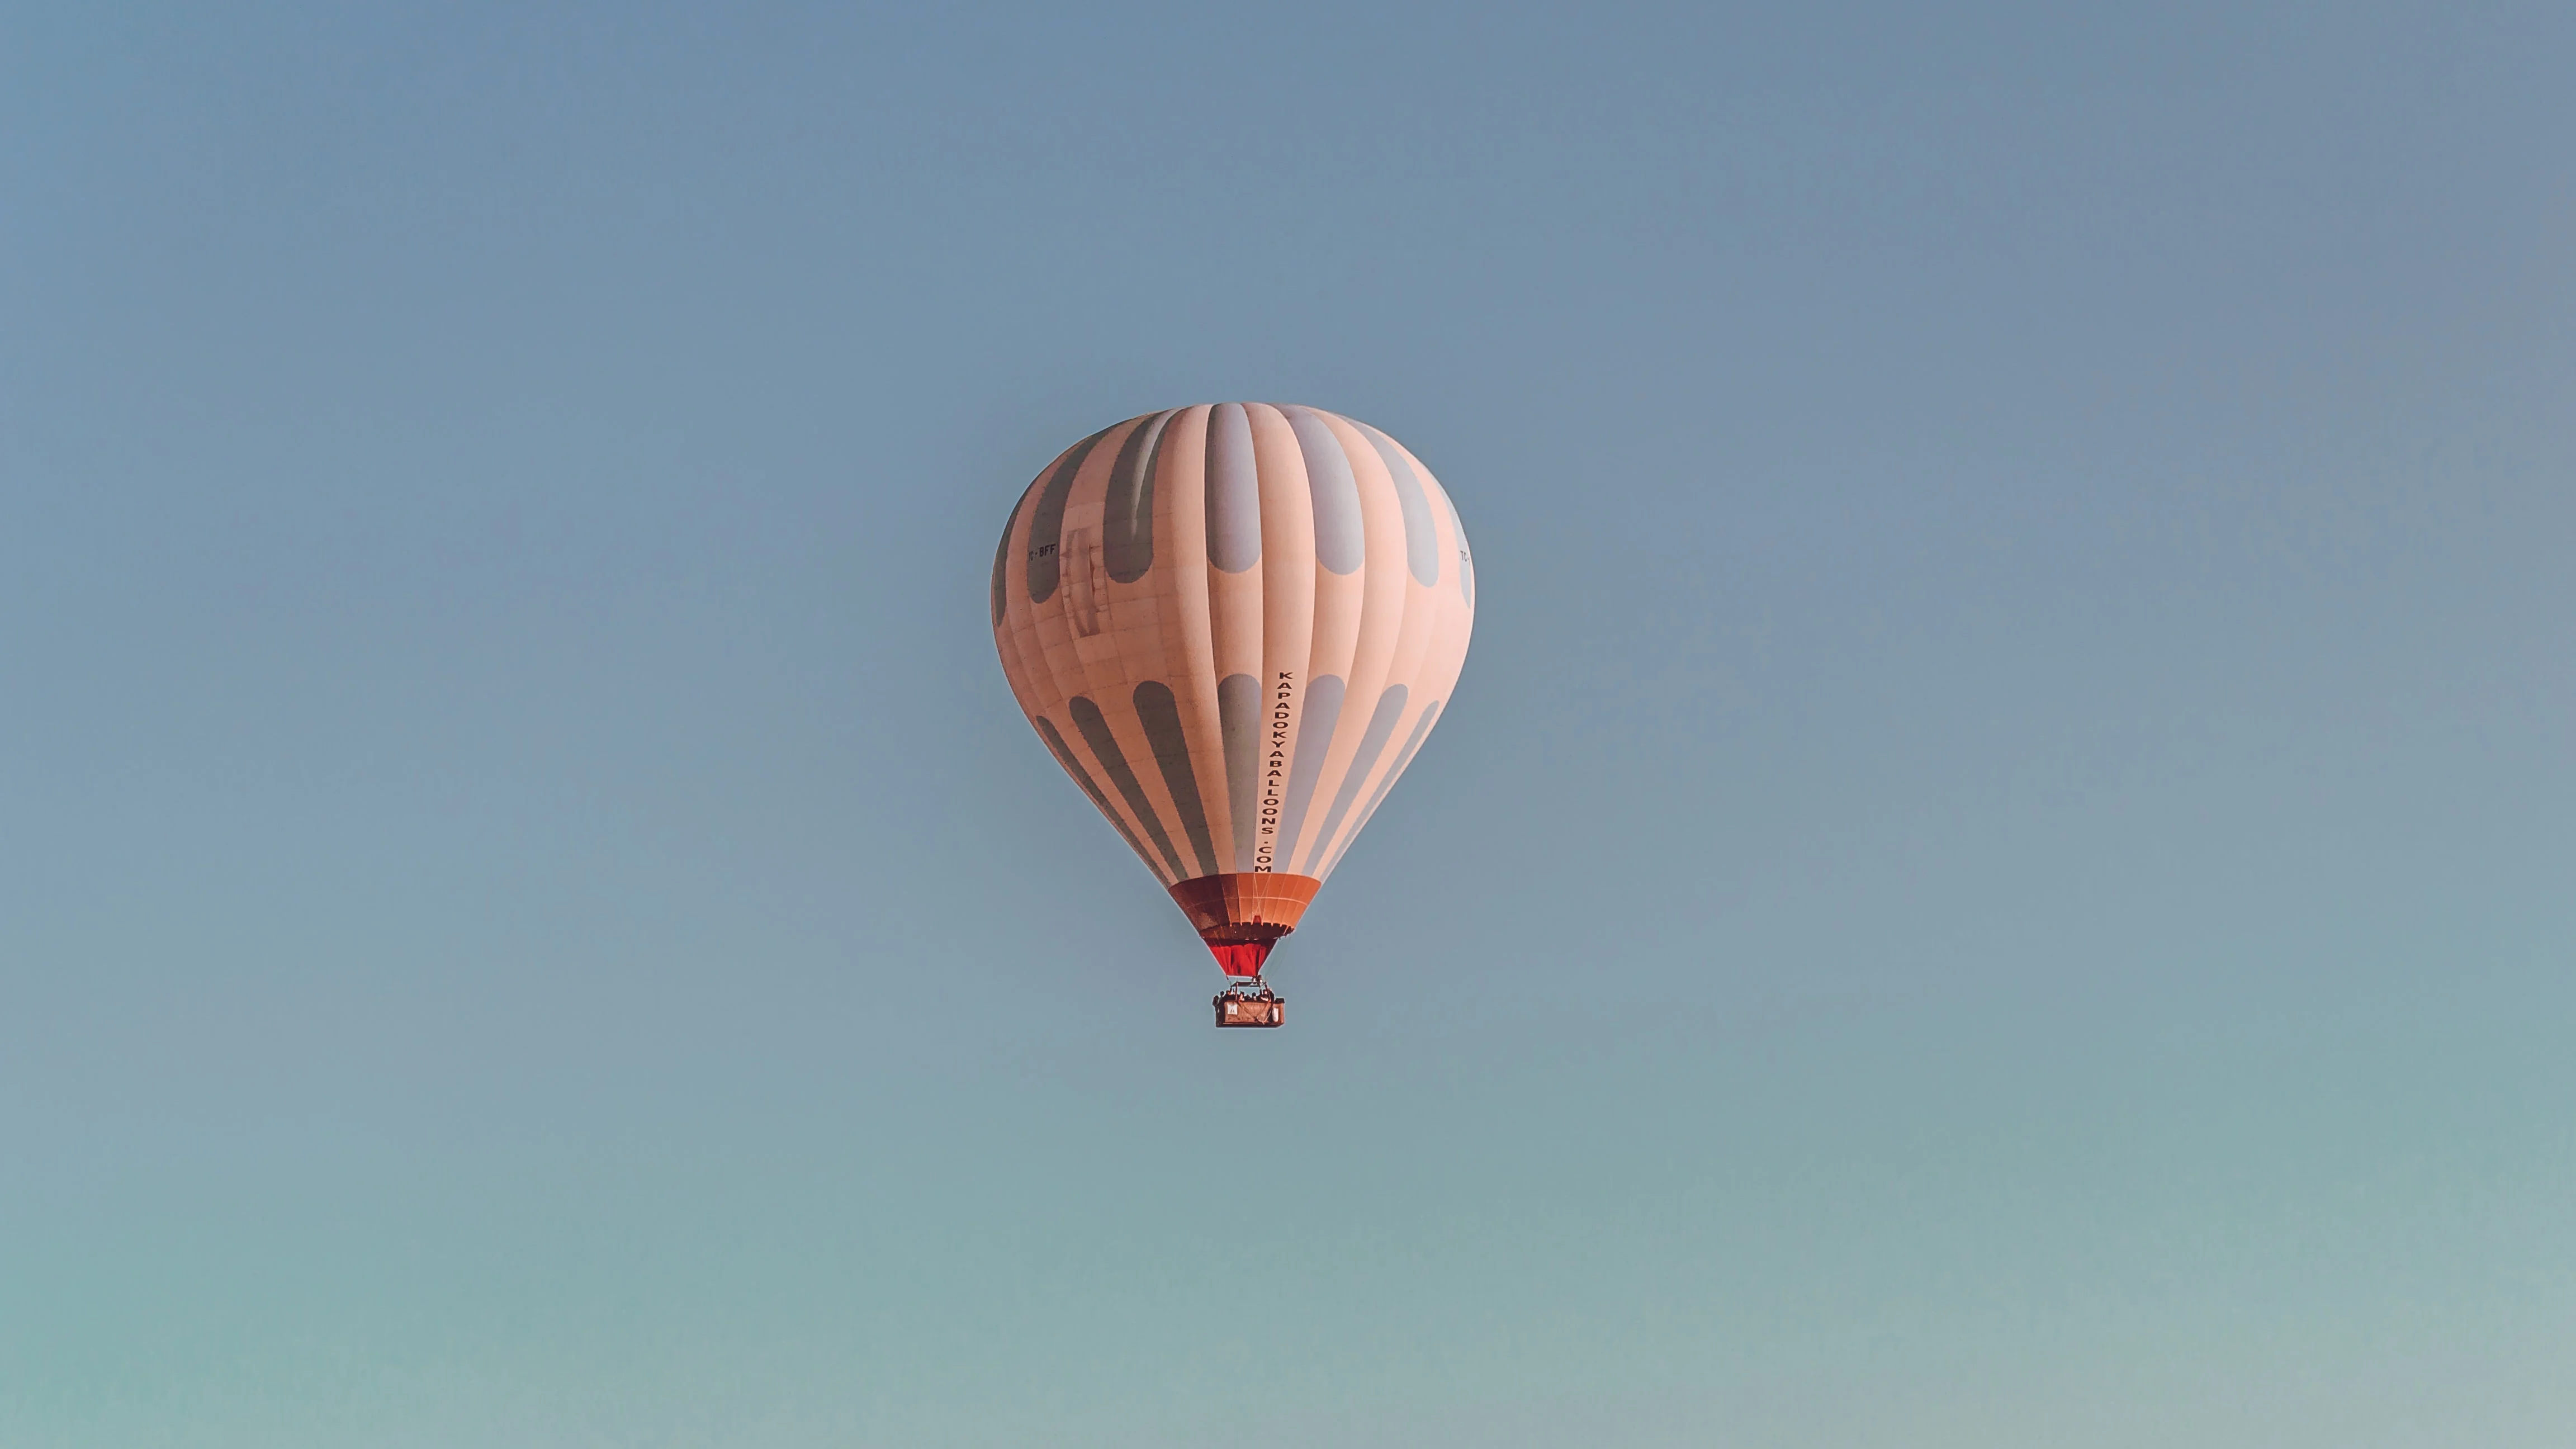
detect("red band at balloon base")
[1206,940,1274,977]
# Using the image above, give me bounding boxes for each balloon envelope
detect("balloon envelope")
[991,404,1474,976]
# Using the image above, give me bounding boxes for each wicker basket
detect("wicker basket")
[1214,991,1285,1029]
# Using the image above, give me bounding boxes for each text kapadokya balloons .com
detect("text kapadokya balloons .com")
[991,404,1475,979]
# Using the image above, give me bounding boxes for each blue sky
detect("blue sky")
[3,2,2571,1445]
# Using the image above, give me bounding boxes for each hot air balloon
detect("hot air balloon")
[990,404,1474,1026]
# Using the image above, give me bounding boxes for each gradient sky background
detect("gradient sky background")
[4,2,2572,1445]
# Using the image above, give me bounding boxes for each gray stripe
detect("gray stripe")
[1104,410,1174,585]
[1069,694,1187,880]
[1358,422,1439,586]
[1272,673,1344,868]
[1296,684,1407,875]
[989,515,1014,627]
[1033,714,1165,881]
[1320,700,1441,878]
[1204,403,1260,573]
[1218,672,1261,865]
[992,475,1043,626]
[1441,485,1473,607]
[1026,427,1110,603]
[1286,408,1363,575]
[1131,679,1216,878]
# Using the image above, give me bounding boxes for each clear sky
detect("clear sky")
[4,2,2571,1445]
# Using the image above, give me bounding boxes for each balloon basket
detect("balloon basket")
[1213,979,1284,1029]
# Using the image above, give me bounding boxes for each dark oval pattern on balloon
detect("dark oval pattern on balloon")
[991,474,1043,627]
[1445,487,1474,608]
[1025,427,1111,603]
[1285,408,1364,576]
[990,519,1014,627]
[1104,410,1173,585]
[1204,404,1260,574]
[1033,714,1164,882]
[1358,422,1440,587]
[1131,680,1215,877]
[1217,672,1262,866]
[1320,699,1441,879]
[1297,683,1407,875]
[1068,694,1187,881]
